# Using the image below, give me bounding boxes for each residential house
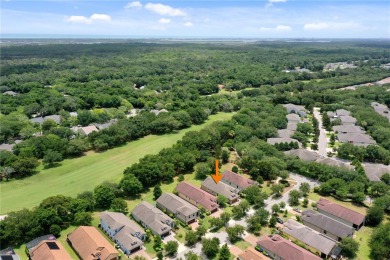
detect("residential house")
[238,247,267,260]
[371,102,390,122]
[267,137,302,147]
[317,198,366,230]
[26,234,57,252]
[100,212,145,255]
[277,129,294,138]
[201,177,240,204]
[284,149,321,162]
[44,115,61,124]
[315,158,354,170]
[256,235,321,260]
[286,114,301,123]
[0,143,14,152]
[336,109,351,116]
[79,125,99,136]
[363,163,390,182]
[151,109,168,116]
[282,219,340,258]
[282,104,307,117]
[156,193,199,224]
[332,125,364,134]
[94,119,118,130]
[132,201,173,237]
[68,226,118,260]
[301,210,354,241]
[221,170,258,191]
[176,182,219,213]
[30,115,61,125]
[29,240,72,260]
[337,133,376,146]
[287,123,298,131]
[339,115,357,125]
[0,248,21,260]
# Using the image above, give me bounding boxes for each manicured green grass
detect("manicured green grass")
[355,226,373,260]
[0,113,233,214]
[233,240,252,250]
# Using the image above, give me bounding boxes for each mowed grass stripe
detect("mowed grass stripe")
[0,113,233,214]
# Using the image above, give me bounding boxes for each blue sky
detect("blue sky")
[1,0,389,38]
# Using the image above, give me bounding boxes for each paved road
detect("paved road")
[264,173,320,211]
[313,107,328,157]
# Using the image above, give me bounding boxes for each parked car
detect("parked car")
[276,217,284,224]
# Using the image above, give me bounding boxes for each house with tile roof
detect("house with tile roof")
[256,235,321,260]
[176,182,219,213]
[317,198,365,230]
[238,247,267,260]
[79,125,99,136]
[221,170,258,191]
[156,193,199,224]
[68,226,118,260]
[29,240,72,260]
[282,219,340,258]
[301,210,354,241]
[132,201,173,237]
[100,212,145,255]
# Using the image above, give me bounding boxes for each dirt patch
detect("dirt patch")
[229,245,243,256]
[189,221,199,230]
[377,77,390,85]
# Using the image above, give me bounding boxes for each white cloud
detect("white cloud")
[145,3,186,17]
[90,14,111,22]
[260,25,292,32]
[124,1,142,9]
[158,18,170,24]
[184,22,193,27]
[67,15,90,24]
[304,22,360,31]
[66,13,111,24]
[266,0,287,8]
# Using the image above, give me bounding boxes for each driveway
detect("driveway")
[313,107,328,157]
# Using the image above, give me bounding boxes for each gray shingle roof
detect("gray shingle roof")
[315,158,354,170]
[282,219,337,255]
[278,129,294,138]
[337,133,376,146]
[363,163,390,182]
[284,149,320,161]
[267,138,302,147]
[287,123,298,131]
[336,109,350,116]
[100,212,145,236]
[156,193,199,216]
[132,202,172,235]
[286,114,301,122]
[332,125,364,134]
[221,170,258,190]
[301,210,354,238]
[201,177,240,201]
[339,115,357,125]
[113,226,143,251]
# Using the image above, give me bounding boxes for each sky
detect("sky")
[1,0,390,38]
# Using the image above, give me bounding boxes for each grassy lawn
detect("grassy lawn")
[355,226,373,260]
[0,113,233,214]
[308,193,368,215]
[233,239,252,250]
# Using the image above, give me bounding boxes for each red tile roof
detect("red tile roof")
[238,247,268,260]
[257,235,321,260]
[222,170,258,189]
[317,198,365,226]
[176,182,219,212]
[30,240,72,260]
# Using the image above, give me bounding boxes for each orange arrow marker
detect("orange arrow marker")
[211,159,223,184]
